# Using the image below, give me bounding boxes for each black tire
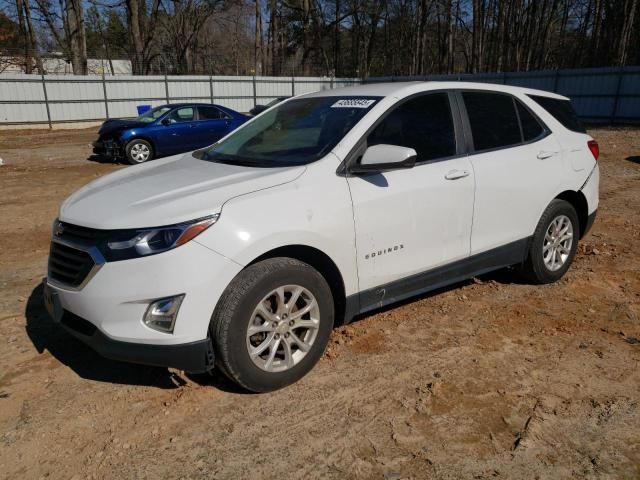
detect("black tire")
[520,199,579,284]
[124,139,154,164]
[211,257,334,393]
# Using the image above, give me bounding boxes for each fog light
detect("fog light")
[143,294,185,333]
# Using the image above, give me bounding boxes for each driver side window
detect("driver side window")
[368,93,456,162]
[166,107,195,124]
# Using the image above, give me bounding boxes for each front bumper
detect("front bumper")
[43,239,243,371]
[49,301,213,372]
[92,138,122,158]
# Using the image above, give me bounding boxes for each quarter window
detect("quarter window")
[367,93,456,161]
[463,92,521,151]
[516,101,545,141]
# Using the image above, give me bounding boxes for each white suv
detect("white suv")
[44,82,599,392]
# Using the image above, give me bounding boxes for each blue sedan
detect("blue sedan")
[93,103,249,164]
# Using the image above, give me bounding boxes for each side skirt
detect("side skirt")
[344,237,531,322]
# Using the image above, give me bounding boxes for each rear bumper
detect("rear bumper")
[583,209,597,237]
[56,308,213,373]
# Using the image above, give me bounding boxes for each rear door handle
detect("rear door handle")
[445,169,470,180]
[537,150,558,159]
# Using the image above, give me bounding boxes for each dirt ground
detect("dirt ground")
[0,126,639,480]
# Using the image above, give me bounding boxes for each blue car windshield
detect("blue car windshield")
[137,106,172,123]
[197,96,381,167]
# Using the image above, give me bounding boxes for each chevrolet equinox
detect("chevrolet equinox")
[44,82,599,392]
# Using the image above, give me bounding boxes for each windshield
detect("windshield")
[197,96,381,167]
[136,106,172,123]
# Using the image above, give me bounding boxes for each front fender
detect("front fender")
[193,159,359,296]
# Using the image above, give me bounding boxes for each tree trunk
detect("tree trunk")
[333,0,340,76]
[23,0,43,73]
[66,0,88,74]
[471,0,484,72]
[618,0,638,65]
[126,0,145,74]
[255,0,264,75]
[15,0,31,73]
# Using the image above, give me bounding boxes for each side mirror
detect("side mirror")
[161,117,171,126]
[349,144,417,174]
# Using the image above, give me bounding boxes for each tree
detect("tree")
[32,0,86,73]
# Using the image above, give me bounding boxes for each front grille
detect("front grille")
[56,222,107,244]
[48,242,95,287]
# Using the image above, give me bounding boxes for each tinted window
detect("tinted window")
[528,95,585,133]
[198,106,228,120]
[166,107,194,123]
[368,93,455,161]
[463,92,521,151]
[516,101,545,141]
[199,96,380,167]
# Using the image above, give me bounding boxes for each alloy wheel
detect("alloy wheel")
[543,214,574,271]
[246,285,320,372]
[130,143,150,162]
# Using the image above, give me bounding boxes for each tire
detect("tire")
[520,199,579,284]
[125,139,153,164]
[211,257,334,392]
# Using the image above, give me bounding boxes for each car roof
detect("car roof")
[299,81,569,101]
[156,102,241,116]
[159,102,224,108]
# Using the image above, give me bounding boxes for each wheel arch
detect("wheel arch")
[555,190,589,238]
[248,245,347,326]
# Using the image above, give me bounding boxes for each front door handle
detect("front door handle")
[537,150,558,159]
[445,169,470,180]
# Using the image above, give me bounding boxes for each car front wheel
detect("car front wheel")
[211,257,334,392]
[125,139,154,164]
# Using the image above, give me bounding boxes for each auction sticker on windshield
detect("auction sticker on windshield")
[331,99,377,108]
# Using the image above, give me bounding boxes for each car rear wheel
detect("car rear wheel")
[125,139,153,164]
[211,257,334,392]
[520,199,579,284]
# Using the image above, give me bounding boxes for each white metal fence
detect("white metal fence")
[1,67,638,126]
[0,74,359,126]
[367,66,640,124]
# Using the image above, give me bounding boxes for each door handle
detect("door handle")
[444,169,470,180]
[537,150,558,159]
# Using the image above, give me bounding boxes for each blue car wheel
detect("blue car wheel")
[125,139,154,164]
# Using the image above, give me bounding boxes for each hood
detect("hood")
[99,119,148,136]
[59,153,306,229]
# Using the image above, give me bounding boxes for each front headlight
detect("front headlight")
[101,214,219,261]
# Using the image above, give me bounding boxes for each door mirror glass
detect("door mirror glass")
[350,144,417,174]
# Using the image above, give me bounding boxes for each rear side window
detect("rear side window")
[462,92,521,151]
[516,101,545,141]
[368,92,456,161]
[199,106,229,120]
[528,95,586,133]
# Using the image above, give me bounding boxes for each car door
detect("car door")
[458,91,564,255]
[193,106,233,149]
[154,106,198,155]
[346,92,475,306]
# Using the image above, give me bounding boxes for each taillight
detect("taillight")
[587,140,599,160]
